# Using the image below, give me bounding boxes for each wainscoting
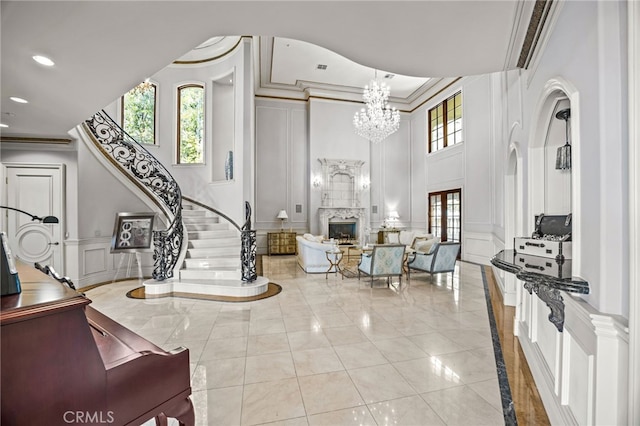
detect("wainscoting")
[514,277,629,424]
[65,237,154,288]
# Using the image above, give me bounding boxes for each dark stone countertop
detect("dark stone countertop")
[491,249,589,295]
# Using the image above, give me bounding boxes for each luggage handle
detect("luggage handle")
[525,241,545,248]
[525,263,545,271]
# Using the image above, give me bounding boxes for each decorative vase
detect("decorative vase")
[225,150,233,180]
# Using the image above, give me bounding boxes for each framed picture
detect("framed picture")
[110,212,156,253]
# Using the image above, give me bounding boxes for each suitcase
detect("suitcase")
[514,214,572,260]
[514,252,572,279]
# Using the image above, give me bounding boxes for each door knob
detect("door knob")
[48,242,60,246]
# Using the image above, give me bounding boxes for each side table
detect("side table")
[325,248,344,280]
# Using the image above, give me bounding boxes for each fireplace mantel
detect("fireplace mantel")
[319,207,367,242]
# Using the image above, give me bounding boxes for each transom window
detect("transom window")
[121,81,157,145]
[428,91,463,153]
[177,84,205,164]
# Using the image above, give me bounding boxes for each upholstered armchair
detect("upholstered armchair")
[406,242,460,282]
[358,244,406,287]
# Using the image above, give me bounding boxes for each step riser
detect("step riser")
[186,223,229,231]
[188,230,238,240]
[189,240,240,249]
[183,217,220,224]
[189,234,238,244]
[184,258,240,268]
[180,269,241,280]
[182,209,207,216]
[188,247,241,257]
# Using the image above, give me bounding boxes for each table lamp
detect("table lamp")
[387,211,399,228]
[276,210,288,230]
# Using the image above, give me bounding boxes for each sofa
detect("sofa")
[296,235,338,273]
[387,230,439,254]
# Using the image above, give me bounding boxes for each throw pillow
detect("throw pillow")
[415,239,439,254]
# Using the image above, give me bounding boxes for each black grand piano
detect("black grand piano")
[0,260,194,425]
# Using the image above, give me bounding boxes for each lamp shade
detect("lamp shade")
[388,211,399,219]
[277,210,288,220]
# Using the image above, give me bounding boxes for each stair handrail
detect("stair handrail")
[83,110,183,281]
[182,196,257,282]
[181,196,241,232]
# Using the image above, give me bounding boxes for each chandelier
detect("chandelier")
[353,75,400,143]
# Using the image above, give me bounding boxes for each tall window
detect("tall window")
[429,189,461,245]
[121,82,157,145]
[177,84,205,164]
[429,91,463,153]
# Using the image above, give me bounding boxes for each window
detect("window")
[177,84,205,164]
[428,91,462,153]
[121,81,157,145]
[429,189,461,246]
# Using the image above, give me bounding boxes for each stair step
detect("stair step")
[187,246,241,258]
[189,238,240,248]
[182,209,209,217]
[183,216,220,224]
[188,229,237,240]
[186,223,229,231]
[179,268,241,281]
[184,257,241,269]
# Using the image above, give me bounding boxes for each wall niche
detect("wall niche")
[211,70,235,182]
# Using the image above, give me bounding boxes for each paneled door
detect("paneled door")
[4,164,64,272]
[428,188,462,246]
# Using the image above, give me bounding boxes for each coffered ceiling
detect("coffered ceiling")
[1,1,536,141]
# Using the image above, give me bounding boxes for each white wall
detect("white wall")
[254,77,499,264]
[254,97,309,238]
[521,0,628,317]
[106,38,253,228]
[498,2,630,423]
[308,99,372,235]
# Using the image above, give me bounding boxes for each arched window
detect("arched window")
[121,81,157,145]
[177,84,205,164]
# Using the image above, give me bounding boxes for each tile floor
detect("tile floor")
[86,256,506,426]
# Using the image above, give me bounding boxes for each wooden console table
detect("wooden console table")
[377,228,401,243]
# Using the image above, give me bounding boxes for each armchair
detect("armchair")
[406,242,460,282]
[357,244,406,287]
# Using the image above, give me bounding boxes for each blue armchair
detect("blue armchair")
[358,244,406,287]
[407,242,460,282]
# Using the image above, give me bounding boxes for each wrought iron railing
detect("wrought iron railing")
[182,196,257,282]
[83,111,183,281]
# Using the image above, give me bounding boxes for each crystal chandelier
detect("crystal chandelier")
[353,75,400,143]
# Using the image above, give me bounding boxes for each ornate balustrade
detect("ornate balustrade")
[83,111,183,281]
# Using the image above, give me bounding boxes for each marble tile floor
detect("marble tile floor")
[85,256,542,426]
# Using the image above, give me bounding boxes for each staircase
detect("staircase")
[180,202,241,281]
[80,111,266,297]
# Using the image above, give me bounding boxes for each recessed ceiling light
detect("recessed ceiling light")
[384,74,395,79]
[10,97,28,104]
[0,123,8,128]
[33,55,55,66]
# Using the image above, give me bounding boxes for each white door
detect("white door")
[3,164,64,272]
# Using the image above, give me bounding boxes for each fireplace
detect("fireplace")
[329,222,356,241]
[319,207,366,245]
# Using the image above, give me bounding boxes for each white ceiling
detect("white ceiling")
[0,1,534,140]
